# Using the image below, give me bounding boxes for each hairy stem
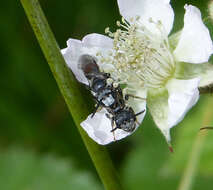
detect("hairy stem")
[20,0,123,189]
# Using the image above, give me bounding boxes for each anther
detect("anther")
[105,27,110,34]
[116,21,121,26]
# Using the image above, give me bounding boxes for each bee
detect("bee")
[78,54,145,133]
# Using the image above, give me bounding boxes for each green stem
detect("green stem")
[177,96,213,190]
[20,0,123,189]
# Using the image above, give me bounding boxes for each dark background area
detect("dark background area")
[0,0,213,190]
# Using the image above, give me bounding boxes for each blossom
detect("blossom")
[62,0,213,146]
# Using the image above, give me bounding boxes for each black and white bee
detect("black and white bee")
[78,54,145,134]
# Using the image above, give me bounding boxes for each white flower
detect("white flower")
[62,0,213,146]
[61,34,146,145]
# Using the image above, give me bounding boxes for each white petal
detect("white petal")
[117,0,174,35]
[166,78,200,127]
[82,33,113,50]
[148,78,200,143]
[61,34,113,85]
[81,108,140,145]
[174,5,213,64]
[62,39,88,84]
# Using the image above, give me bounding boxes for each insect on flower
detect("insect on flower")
[62,0,213,145]
[78,54,145,138]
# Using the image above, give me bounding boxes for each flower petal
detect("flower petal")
[166,78,200,128]
[82,33,113,50]
[117,0,174,35]
[175,62,213,88]
[174,5,213,64]
[147,88,171,142]
[81,108,142,145]
[61,34,113,84]
[148,78,200,143]
[62,39,88,84]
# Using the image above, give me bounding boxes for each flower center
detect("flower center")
[98,17,176,89]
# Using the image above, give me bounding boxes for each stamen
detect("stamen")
[99,17,175,90]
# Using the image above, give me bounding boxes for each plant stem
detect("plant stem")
[177,96,213,190]
[20,0,123,189]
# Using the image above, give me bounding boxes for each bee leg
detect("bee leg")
[125,94,146,101]
[111,126,119,132]
[135,110,146,126]
[111,119,116,141]
[106,114,116,140]
[91,102,101,118]
[135,109,145,117]
[109,115,116,141]
[105,113,111,119]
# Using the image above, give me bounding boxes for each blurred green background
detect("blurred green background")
[0,0,213,189]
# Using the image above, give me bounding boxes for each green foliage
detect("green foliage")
[0,147,102,190]
[1,0,213,190]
